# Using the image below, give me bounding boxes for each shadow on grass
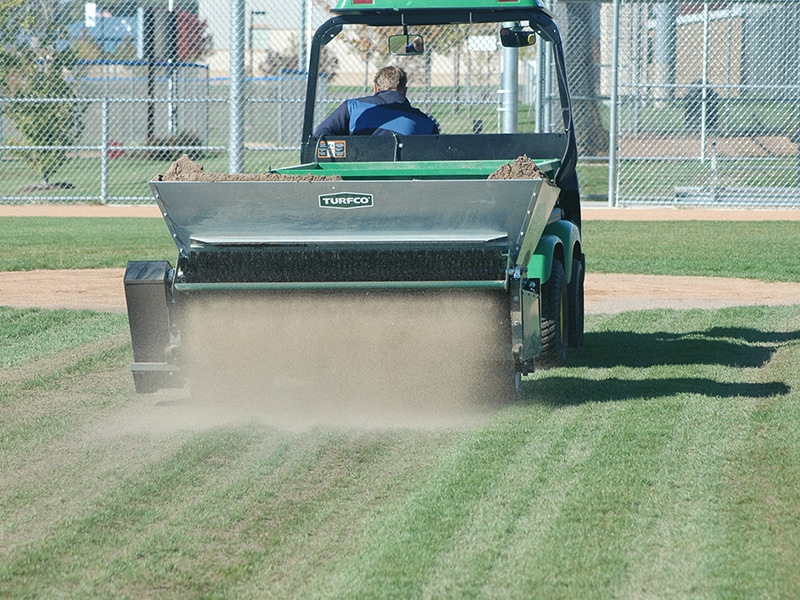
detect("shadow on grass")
[522,376,790,407]
[567,327,800,370]
[521,325,798,406]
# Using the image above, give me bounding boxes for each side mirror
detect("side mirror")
[389,34,425,56]
[500,27,536,48]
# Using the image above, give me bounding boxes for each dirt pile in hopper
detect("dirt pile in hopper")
[487,154,549,180]
[157,153,546,182]
[155,154,342,182]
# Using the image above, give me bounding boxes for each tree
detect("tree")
[426,23,496,109]
[340,24,396,91]
[6,59,85,185]
[0,0,26,34]
[0,1,87,186]
[258,46,338,82]
[339,22,497,95]
[176,9,212,62]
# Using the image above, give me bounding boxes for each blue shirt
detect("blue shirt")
[314,90,439,137]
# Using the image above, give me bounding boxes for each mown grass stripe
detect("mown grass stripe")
[319,412,575,598]
[583,221,800,282]
[0,307,128,370]
[0,217,173,272]
[608,397,750,598]
[0,343,132,451]
[713,341,800,598]
[0,429,258,597]
[459,397,685,597]
[1,305,800,597]
[413,403,618,598]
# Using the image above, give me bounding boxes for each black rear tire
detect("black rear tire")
[568,254,585,349]
[536,258,568,369]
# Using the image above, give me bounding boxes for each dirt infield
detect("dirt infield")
[4,268,800,315]
[4,203,800,221]
[2,203,800,313]
[0,204,164,218]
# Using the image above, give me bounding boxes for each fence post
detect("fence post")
[101,99,109,204]
[701,1,710,163]
[607,0,620,207]
[229,0,246,173]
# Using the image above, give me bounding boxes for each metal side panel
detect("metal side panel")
[510,281,541,375]
[124,260,182,392]
[521,287,542,364]
[149,179,546,262]
[514,180,561,270]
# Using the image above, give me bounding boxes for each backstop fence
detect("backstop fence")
[0,1,798,207]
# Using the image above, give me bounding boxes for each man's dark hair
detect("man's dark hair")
[374,66,407,93]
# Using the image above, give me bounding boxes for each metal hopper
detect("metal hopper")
[149,174,560,290]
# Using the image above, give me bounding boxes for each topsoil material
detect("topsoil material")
[487,155,548,181]
[155,154,342,182]
[157,153,547,183]
[160,154,547,181]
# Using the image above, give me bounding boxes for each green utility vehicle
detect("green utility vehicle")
[124,0,584,402]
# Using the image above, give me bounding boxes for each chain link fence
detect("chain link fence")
[608,1,800,207]
[1,1,798,207]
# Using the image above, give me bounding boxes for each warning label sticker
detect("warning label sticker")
[317,140,347,159]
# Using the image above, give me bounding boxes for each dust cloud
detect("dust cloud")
[173,289,516,431]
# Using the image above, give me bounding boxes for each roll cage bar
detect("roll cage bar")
[300,8,577,187]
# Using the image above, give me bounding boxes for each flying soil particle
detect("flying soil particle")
[154,154,342,182]
[179,289,517,430]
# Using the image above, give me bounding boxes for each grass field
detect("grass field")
[3,217,800,280]
[1,218,800,597]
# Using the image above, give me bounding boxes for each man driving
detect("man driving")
[314,65,438,137]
